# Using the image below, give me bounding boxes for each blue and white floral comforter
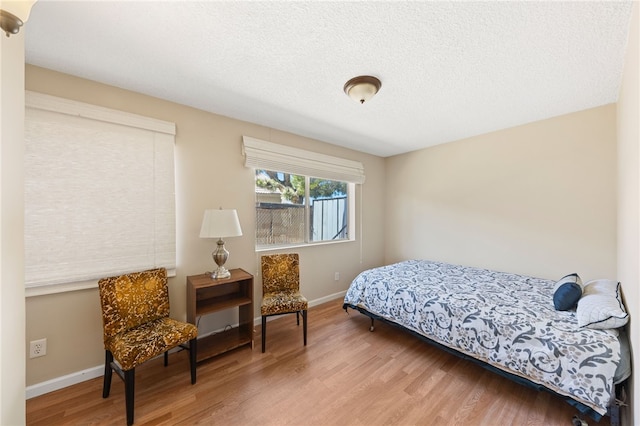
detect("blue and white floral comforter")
[343,260,625,416]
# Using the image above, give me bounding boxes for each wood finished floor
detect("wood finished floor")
[26,298,610,425]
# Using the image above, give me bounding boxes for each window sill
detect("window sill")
[255,238,355,253]
[25,268,177,297]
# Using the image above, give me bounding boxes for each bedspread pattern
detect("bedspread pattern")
[344,260,622,415]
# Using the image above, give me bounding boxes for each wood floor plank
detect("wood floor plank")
[27,298,611,425]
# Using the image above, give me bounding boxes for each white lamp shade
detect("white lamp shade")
[199,209,243,239]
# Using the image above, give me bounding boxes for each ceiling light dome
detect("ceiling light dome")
[344,75,382,104]
[0,0,37,37]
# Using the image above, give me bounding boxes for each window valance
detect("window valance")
[242,136,365,184]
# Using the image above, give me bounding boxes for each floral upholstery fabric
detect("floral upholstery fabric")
[98,268,198,371]
[261,254,308,316]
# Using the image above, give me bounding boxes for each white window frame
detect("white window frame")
[243,136,364,251]
[24,91,176,297]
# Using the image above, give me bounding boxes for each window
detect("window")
[242,136,365,249]
[24,91,176,296]
[255,170,351,247]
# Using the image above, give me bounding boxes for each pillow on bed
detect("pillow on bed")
[577,279,629,329]
[552,273,582,311]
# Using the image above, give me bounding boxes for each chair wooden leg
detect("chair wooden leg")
[262,315,267,353]
[302,310,307,346]
[125,368,135,426]
[103,350,113,398]
[189,338,197,384]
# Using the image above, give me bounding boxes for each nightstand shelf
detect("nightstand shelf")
[196,294,252,315]
[187,269,254,362]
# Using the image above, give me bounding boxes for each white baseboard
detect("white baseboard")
[26,365,103,399]
[309,290,346,308]
[26,291,347,399]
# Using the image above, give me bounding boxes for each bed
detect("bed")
[342,259,631,422]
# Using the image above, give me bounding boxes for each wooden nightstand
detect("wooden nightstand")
[186,269,254,362]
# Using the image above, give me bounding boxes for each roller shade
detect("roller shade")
[24,91,176,290]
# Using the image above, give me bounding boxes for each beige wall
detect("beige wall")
[617,3,639,425]
[24,65,386,386]
[384,105,617,282]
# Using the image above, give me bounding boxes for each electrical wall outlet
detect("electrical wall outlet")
[30,338,47,358]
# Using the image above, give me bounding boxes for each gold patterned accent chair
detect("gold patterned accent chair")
[98,268,198,425]
[260,253,308,353]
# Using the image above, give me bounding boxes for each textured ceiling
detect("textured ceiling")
[25,1,634,157]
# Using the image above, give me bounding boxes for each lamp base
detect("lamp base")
[210,238,231,279]
[210,266,231,279]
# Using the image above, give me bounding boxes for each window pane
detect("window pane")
[255,170,305,246]
[255,170,350,247]
[310,178,348,242]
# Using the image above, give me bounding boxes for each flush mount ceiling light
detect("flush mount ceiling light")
[0,0,37,37]
[343,75,382,104]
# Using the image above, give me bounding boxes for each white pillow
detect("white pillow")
[577,279,629,329]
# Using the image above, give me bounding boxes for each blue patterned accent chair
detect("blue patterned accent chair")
[260,253,308,353]
[98,268,198,425]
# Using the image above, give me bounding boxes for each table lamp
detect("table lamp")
[199,208,243,279]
